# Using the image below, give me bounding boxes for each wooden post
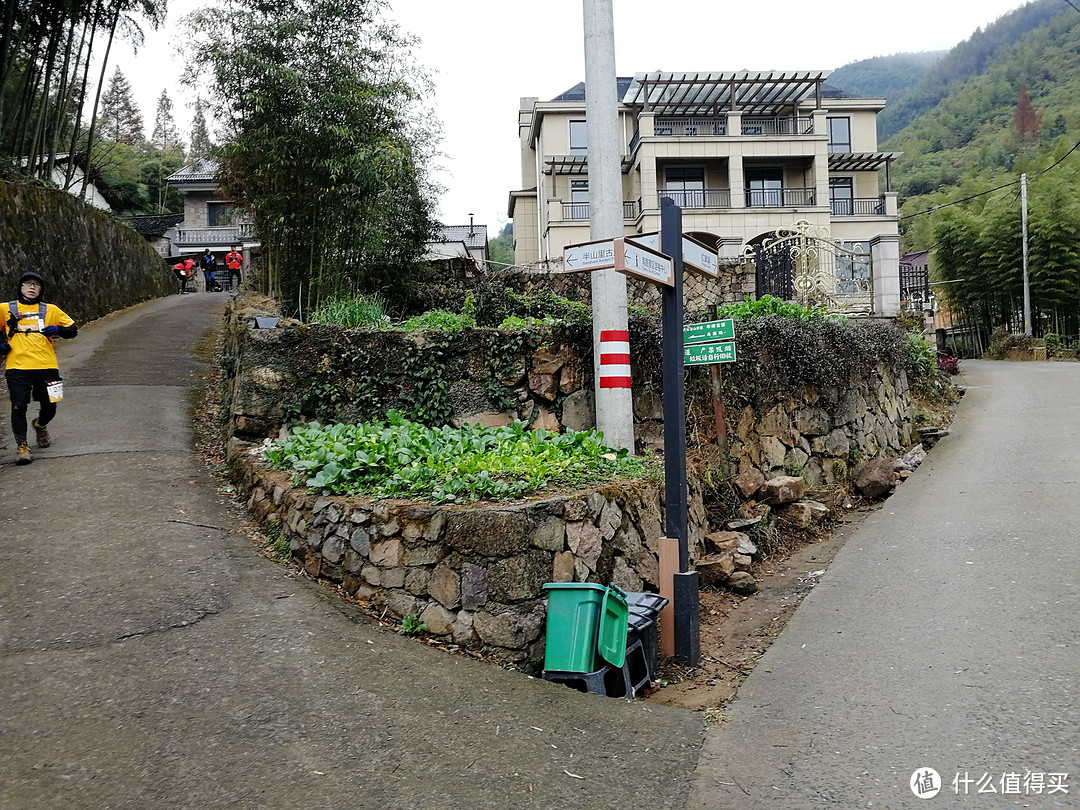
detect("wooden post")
[658,536,679,658]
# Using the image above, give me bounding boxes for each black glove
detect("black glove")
[42,325,60,337]
[0,341,8,355]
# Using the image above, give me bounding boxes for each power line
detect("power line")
[898,137,1080,221]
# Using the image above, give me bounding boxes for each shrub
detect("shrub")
[937,354,960,375]
[1044,332,1062,357]
[985,326,1037,360]
[401,293,478,333]
[715,295,844,323]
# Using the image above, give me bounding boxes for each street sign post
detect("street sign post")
[683,319,735,344]
[684,341,737,365]
[562,237,674,286]
[628,232,719,277]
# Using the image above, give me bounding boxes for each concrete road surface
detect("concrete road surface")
[0,294,704,810]
[689,360,1079,808]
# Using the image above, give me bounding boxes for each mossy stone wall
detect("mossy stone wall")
[0,179,170,321]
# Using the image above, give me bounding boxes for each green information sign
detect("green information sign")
[683,319,735,344]
[684,341,736,366]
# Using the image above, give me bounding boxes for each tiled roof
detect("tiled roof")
[436,225,487,250]
[166,159,220,182]
[124,213,185,235]
[550,77,634,102]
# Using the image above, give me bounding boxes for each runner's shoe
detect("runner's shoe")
[33,419,51,448]
[16,444,32,465]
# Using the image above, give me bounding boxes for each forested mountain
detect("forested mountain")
[887,3,1080,247]
[828,52,944,103]
[876,0,1068,140]
[875,0,1080,347]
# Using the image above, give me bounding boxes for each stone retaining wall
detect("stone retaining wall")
[221,296,919,667]
[234,459,709,670]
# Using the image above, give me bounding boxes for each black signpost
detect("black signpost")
[659,197,700,665]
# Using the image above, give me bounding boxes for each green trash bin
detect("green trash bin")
[543,582,630,673]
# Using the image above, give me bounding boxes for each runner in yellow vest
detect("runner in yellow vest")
[0,271,78,465]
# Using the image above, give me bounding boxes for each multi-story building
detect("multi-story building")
[509,71,903,315]
[166,160,257,265]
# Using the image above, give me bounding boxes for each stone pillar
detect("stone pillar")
[728,154,745,210]
[871,234,901,317]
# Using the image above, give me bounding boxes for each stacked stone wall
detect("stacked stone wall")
[221,296,918,667]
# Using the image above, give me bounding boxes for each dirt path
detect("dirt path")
[646,503,878,715]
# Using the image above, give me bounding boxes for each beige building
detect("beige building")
[509,71,903,315]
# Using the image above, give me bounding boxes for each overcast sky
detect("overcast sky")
[113,0,1036,234]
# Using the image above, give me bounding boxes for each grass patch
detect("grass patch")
[308,295,387,327]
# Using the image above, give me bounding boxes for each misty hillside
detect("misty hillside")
[828,52,944,103]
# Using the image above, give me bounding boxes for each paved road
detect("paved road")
[689,360,1080,808]
[0,294,704,810]
[6,296,1078,810]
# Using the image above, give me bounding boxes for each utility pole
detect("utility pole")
[582,0,635,452]
[1021,173,1031,336]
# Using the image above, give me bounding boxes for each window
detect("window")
[829,177,854,216]
[746,167,783,206]
[828,117,851,153]
[207,201,235,226]
[568,179,589,219]
[662,166,705,207]
[569,120,588,151]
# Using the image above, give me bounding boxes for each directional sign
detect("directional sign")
[681,234,719,277]
[617,237,674,287]
[563,238,616,273]
[627,232,719,277]
[684,341,737,365]
[683,318,735,344]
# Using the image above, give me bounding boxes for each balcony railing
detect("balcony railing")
[746,187,816,207]
[561,201,640,220]
[654,117,727,137]
[741,116,813,136]
[659,188,732,209]
[176,223,255,244]
[830,197,886,216]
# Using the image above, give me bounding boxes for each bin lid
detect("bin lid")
[597,584,629,668]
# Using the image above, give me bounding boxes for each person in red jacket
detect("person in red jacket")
[225,246,243,291]
[172,257,195,293]
[0,271,78,465]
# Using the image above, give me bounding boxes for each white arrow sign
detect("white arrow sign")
[618,238,674,287]
[627,232,718,277]
[563,238,616,273]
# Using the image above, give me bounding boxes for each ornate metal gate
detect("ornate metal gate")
[746,220,874,314]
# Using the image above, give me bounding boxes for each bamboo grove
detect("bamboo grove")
[0,0,165,190]
[930,160,1080,355]
[187,0,440,318]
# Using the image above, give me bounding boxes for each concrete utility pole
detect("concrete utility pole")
[1021,173,1031,336]
[582,0,635,452]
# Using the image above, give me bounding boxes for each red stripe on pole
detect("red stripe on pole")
[600,330,630,342]
[600,376,632,388]
[600,353,631,365]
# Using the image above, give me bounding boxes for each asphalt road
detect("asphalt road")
[0,293,705,810]
[5,294,1077,810]
[688,360,1080,808]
